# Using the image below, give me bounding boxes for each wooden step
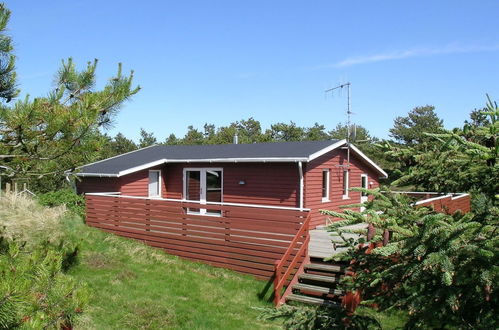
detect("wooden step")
[299,273,340,284]
[292,283,343,296]
[285,294,340,306]
[304,263,344,273]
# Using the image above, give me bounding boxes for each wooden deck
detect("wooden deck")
[308,224,367,259]
[85,193,310,281]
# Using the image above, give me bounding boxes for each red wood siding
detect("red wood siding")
[164,162,299,207]
[119,165,167,197]
[76,177,120,194]
[304,149,381,228]
[416,194,471,214]
[76,165,166,197]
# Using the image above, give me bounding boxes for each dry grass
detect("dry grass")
[0,192,66,243]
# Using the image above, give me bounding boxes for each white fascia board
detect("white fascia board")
[116,157,307,177]
[72,144,159,172]
[306,140,388,179]
[348,144,388,178]
[307,139,347,162]
[75,173,119,178]
[118,159,167,176]
[165,157,307,163]
[414,194,453,205]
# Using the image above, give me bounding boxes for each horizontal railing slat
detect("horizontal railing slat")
[85,194,309,280]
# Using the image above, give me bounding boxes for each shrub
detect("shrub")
[0,235,88,329]
[258,305,381,330]
[0,193,66,244]
[323,188,498,329]
[38,189,86,219]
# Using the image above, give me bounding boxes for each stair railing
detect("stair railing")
[274,212,311,306]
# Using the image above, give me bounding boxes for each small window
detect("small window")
[343,170,349,198]
[148,170,161,198]
[322,169,329,202]
[361,174,368,196]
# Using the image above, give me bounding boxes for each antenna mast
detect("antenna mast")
[325,82,352,167]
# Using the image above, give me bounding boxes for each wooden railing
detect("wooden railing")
[85,193,309,280]
[273,212,311,306]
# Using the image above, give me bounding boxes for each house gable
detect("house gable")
[304,147,381,228]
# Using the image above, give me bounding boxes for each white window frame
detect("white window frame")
[360,174,368,210]
[148,170,162,198]
[342,170,350,199]
[360,174,368,195]
[182,167,223,215]
[321,169,330,202]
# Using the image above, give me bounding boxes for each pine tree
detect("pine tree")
[320,98,499,328]
[138,128,157,148]
[322,188,498,328]
[0,4,17,102]
[0,57,139,179]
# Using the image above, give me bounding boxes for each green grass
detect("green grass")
[61,215,279,329]
[357,307,408,329]
[1,195,407,329]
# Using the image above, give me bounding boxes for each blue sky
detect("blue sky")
[5,1,499,142]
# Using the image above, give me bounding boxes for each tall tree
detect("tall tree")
[0,4,139,183]
[304,123,329,141]
[386,97,498,195]
[389,105,444,145]
[164,133,180,145]
[265,121,304,142]
[111,132,137,154]
[320,97,498,329]
[236,117,265,143]
[0,4,17,102]
[182,125,204,145]
[138,128,157,148]
[0,57,139,179]
[329,123,373,142]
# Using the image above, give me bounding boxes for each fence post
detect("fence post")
[274,260,281,306]
[367,223,375,241]
[383,229,390,246]
[181,204,187,236]
[113,197,119,227]
[224,209,230,243]
[145,199,151,232]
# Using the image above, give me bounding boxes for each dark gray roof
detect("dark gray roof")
[77,140,342,176]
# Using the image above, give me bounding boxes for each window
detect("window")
[322,169,330,202]
[148,170,161,198]
[183,168,223,215]
[361,174,368,197]
[342,170,349,199]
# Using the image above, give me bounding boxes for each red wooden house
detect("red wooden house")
[76,139,387,228]
[75,139,470,306]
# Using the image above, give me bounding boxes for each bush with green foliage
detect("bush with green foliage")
[0,235,88,329]
[323,188,498,329]
[38,189,86,218]
[383,95,498,197]
[258,304,381,330]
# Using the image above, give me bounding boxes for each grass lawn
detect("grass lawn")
[1,194,407,329]
[62,215,279,329]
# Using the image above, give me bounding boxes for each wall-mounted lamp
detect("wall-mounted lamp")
[239,180,246,185]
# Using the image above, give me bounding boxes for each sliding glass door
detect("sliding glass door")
[184,168,223,215]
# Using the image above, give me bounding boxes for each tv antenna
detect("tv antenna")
[325,82,353,168]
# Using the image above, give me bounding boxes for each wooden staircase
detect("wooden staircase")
[285,260,345,307]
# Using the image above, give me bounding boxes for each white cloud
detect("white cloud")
[330,43,499,68]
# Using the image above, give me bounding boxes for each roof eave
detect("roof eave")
[76,157,310,177]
